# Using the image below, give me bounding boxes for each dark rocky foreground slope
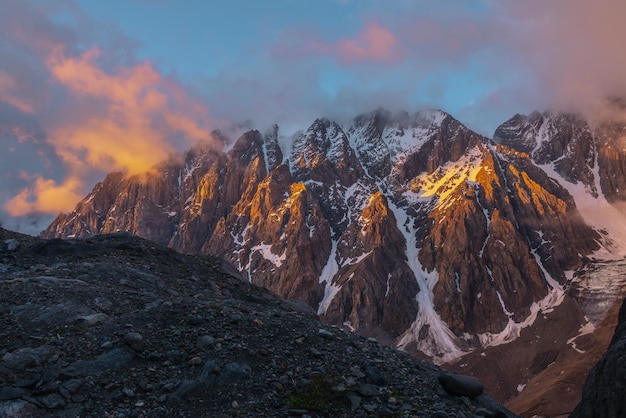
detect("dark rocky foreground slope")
[0,229,516,417]
[571,295,626,418]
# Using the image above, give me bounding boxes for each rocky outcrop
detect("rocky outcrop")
[571,296,626,417]
[42,109,602,363]
[0,229,518,417]
[594,121,626,203]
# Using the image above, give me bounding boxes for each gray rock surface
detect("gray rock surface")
[0,228,518,417]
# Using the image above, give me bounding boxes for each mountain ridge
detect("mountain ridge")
[41,107,626,413]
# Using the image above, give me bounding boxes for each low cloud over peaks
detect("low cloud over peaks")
[505,0,626,120]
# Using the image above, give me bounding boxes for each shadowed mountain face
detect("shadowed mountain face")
[571,295,626,418]
[43,108,609,368]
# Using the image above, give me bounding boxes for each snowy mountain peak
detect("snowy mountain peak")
[42,108,625,374]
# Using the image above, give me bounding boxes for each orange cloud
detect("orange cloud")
[5,175,84,216]
[0,71,35,113]
[5,47,218,217]
[46,47,215,174]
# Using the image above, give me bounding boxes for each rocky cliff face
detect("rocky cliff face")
[571,295,626,417]
[494,111,626,203]
[43,109,603,364]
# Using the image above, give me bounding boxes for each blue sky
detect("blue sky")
[68,0,535,134]
[1,0,625,233]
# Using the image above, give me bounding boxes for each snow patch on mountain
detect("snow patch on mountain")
[388,199,467,363]
[250,243,287,268]
[404,146,485,209]
[318,238,341,315]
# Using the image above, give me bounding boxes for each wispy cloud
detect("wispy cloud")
[0,72,35,114]
[5,47,218,218]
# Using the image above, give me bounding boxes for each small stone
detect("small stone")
[365,365,387,385]
[3,239,19,251]
[101,341,114,350]
[310,348,322,357]
[331,383,346,393]
[388,396,397,404]
[230,313,243,323]
[363,403,377,412]
[61,379,83,395]
[231,400,239,408]
[357,383,380,397]
[318,329,334,338]
[197,335,216,348]
[38,393,66,409]
[78,313,109,326]
[188,356,202,366]
[124,332,144,353]
[347,394,361,411]
[122,387,135,397]
[438,373,484,398]
[188,316,204,326]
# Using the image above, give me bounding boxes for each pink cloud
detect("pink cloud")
[334,22,399,64]
[45,46,218,174]
[274,21,401,65]
[5,175,84,216]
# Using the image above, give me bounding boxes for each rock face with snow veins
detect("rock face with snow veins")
[43,108,600,361]
[494,111,626,203]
